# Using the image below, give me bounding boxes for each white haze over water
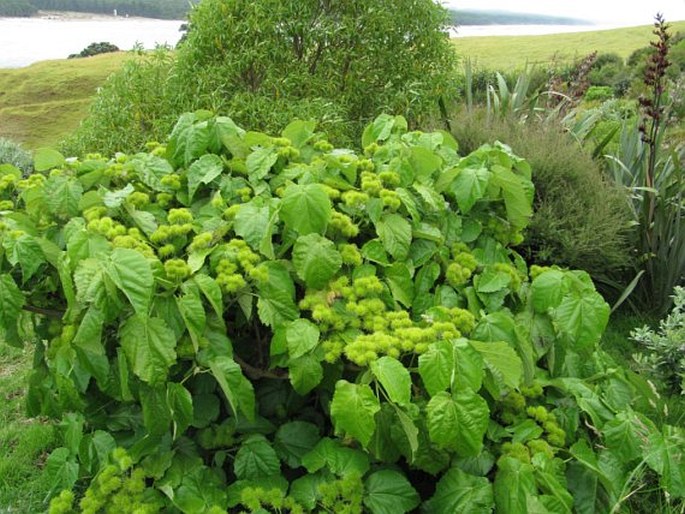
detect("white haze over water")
[442,0,685,26]
[0,15,183,68]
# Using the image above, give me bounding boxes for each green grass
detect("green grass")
[454,20,685,71]
[0,344,56,513]
[0,52,127,150]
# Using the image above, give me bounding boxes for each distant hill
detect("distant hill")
[449,9,589,26]
[0,0,194,19]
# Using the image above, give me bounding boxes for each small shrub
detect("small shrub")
[584,85,614,102]
[632,286,685,395]
[67,42,120,59]
[0,137,32,174]
[451,109,634,290]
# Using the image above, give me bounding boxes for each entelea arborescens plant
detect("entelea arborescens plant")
[0,113,683,513]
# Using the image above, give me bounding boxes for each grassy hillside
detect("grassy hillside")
[454,20,685,70]
[0,52,126,149]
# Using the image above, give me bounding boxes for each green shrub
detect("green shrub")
[62,47,181,157]
[68,0,459,154]
[584,85,614,102]
[2,113,682,512]
[0,137,33,175]
[450,109,634,290]
[68,42,120,59]
[632,287,685,395]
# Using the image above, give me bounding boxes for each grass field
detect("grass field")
[0,344,56,513]
[0,52,126,150]
[454,20,685,71]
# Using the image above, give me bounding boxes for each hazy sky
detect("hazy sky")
[442,0,685,25]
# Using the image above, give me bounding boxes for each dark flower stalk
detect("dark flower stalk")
[638,14,671,190]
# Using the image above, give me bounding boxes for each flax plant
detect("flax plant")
[605,14,685,314]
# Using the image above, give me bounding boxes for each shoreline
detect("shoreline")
[32,10,182,22]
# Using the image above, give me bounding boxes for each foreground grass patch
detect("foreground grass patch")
[454,20,685,70]
[0,344,56,513]
[0,52,126,149]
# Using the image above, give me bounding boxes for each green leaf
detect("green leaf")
[280,183,331,235]
[384,263,414,308]
[282,119,316,148]
[44,447,79,496]
[292,233,342,289]
[257,261,299,328]
[376,213,411,260]
[490,167,533,230]
[288,354,324,395]
[246,146,279,183]
[290,473,328,511]
[330,380,380,447]
[234,434,281,480]
[103,183,134,208]
[187,153,224,200]
[72,307,108,386]
[470,340,523,391]
[449,165,491,213]
[0,274,24,329]
[530,270,565,313]
[80,431,117,475]
[361,239,389,265]
[393,405,419,459]
[128,153,175,191]
[107,248,153,315]
[475,267,512,293]
[363,470,420,514]
[553,291,609,351]
[274,421,320,468]
[167,383,194,438]
[419,339,483,396]
[370,356,411,406]
[209,356,255,421]
[286,318,320,359]
[644,425,685,497]
[301,437,370,477]
[67,230,109,265]
[602,411,645,463]
[174,466,227,514]
[362,114,400,147]
[193,274,224,318]
[494,457,537,514]
[234,200,273,253]
[44,176,83,218]
[60,412,84,456]
[426,389,489,457]
[409,146,442,181]
[166,112,211,167]
[33,147,65,172]
[140,384,172,436]
[424,466,494,514]
[3,234,45,282]
[533,459,574,513]
[177,285,206,350]
[119,315,176,386]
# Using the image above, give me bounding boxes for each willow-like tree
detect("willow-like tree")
[66,0,458,155]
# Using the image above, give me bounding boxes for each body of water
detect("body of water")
[0,14,184,68]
